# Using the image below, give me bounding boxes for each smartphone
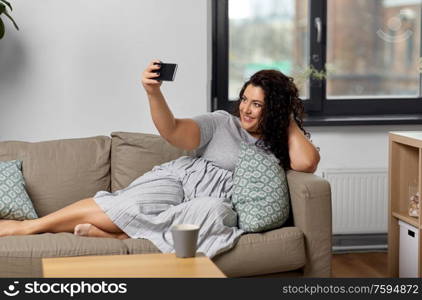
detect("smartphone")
[153,62,178,81]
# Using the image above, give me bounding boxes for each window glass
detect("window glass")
[326,0,421,98]
[229,0,309,100]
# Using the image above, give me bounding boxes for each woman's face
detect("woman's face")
[239,84,265,138]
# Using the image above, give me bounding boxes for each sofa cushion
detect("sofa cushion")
[122,238,161,254]
[0,233,128,277]
[212,227,305,277]
[110,132,192,192]
[0,228,305,278]
[0,160,38,220]
[232,142,290,232]
[123,226,305,277]
[0,136,111,216]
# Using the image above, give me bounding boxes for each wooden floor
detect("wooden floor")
[332,251,388,277]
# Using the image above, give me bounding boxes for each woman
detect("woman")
[0,60,319,245]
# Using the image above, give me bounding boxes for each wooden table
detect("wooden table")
[42,253,226,278]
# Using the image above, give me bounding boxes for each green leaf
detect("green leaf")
[0,17,4,39]
[3,10,18,30]
[0,3,5,14]
[0,0,12,11]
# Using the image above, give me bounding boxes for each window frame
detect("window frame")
[212,0,422,126]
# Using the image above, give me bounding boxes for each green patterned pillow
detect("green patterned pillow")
[0,160,38,220]
[232,142,290,232]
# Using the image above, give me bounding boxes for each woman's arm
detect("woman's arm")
[142,60,200,150]
[287,119,320,173]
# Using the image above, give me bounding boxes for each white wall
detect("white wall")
[312,124,422,177]
[1,0,421,174]
[0,0,211,141]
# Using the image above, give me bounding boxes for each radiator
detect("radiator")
[322,168,388,235]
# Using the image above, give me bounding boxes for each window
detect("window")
[228,0,309,99]
[213,0,422,125]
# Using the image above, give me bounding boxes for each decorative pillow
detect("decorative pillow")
[0,160,38,220]
[232,142,290,232]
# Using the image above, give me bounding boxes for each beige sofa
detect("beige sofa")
[0,132,332,278]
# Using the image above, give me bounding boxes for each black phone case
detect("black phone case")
[154,63,177,81]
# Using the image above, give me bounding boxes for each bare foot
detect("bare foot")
[73,223,92,236]
[74,223,128,240]
[0,219,29,237]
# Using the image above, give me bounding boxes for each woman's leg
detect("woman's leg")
[74,224,129,240]
[0,198,125,237]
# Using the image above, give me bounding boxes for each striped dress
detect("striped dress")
[94,111,258,258]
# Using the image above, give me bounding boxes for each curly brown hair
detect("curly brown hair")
[234,69,310,170]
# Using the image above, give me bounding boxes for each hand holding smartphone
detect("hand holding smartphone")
[153,62,178,81]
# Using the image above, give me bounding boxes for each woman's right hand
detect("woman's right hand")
[141,59,162,95]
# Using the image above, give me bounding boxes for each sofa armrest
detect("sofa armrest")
[287,170,332,277]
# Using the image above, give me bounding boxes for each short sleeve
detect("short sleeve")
[192,110,230,148]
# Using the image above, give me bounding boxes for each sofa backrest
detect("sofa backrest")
[0,136,111,217]
[0,132,193,217]
[110,132,193,192]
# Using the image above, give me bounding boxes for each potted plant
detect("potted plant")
[0,0,19,39]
